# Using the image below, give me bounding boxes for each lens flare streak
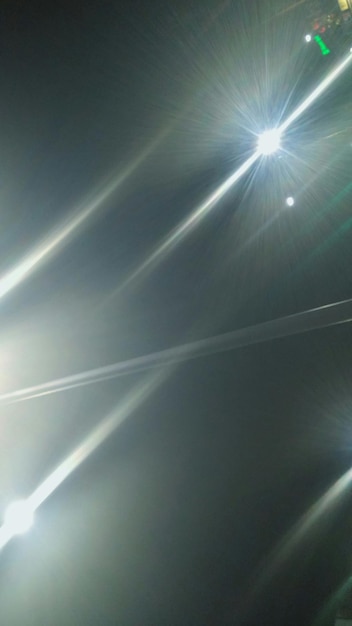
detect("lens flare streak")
[245,466,352,606]
[0,373,162,550]
[117,151,260,292]
[2,37,352,557]
[279,52,352,132]
[2,297,352,406]
[0,130,169,302]
[111,51,352,294]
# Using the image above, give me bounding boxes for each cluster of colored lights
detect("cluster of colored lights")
[305,33,331,55]
[305,10,346,56]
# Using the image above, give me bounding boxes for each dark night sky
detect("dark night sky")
[0,1,352,624]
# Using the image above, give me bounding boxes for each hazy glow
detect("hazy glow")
[0,43,350,308]
[3,500,34,537]
[305,34,312,43]
[105,49,352,298]
[286,196,295,207]
[257,128,282,155]
[1,34,352,556]
[2,297,352,551]
[28,376,160,510]
[0,374,162,550]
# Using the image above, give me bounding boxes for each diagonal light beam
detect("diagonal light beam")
[0,128,169,302]
[113,151,260,294]
[279,51,352,132]
[0,371,163,550]
[238,465,352,615]
[2,50,352,305]
[2,48,352,553]
[109,51,352,298]
[2,296,352,406]
[2,295,352,550]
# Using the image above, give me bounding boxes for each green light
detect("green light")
[314,34,331,55]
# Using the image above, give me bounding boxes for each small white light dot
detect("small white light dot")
[286,196,295,207]
[305,34,312,42]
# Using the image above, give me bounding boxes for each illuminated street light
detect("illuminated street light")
[257,128,282,155]
[286,196,295,207]
[305,34,312,42]
[3,500,34,535]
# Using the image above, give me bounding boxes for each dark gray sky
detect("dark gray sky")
[0,1,352,624]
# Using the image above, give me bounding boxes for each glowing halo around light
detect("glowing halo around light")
[1,36,352,558]
[0,373,162,551]
[3,500,34,535]
[286,196,295,207]
[257,128,282,155]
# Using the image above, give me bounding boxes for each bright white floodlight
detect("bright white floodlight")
[257,128,282,155]
[305,34,312,42]
[3,500,34,535]
[286,196,295,207]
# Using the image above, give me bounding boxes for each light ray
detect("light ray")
[0,129,168,301]
[2,298,352,550]
[0,372,163,550]
[110,150,260,296]
[107,50,352,300]
[2,297,352,406]
[279,51,352,133]
[273,0,308,18]
[243,466,352,609]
